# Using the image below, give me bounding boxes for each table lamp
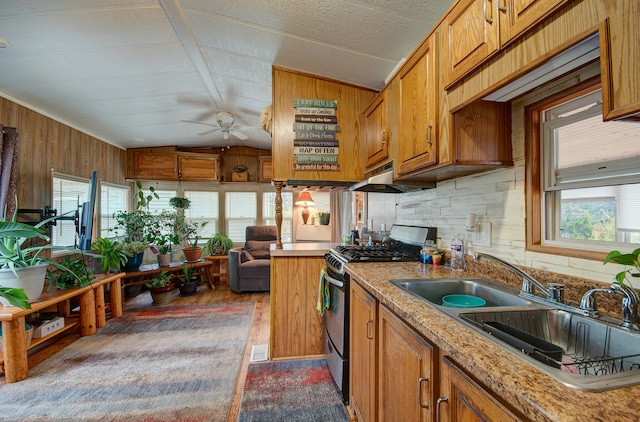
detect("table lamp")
[295,191,315,225]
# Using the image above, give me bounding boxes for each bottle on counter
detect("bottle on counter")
[450,234,466,271]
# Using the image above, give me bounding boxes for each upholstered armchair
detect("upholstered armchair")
[228,226,277,292]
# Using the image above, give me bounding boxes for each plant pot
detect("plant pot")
[157,253,171,267]
[319,213,330,225]
[183,247,202,262]
[149,283,175,305]
[121,252,144,272]
[124,283,143,298]
[0,264,48,305]
[178,277,199,297]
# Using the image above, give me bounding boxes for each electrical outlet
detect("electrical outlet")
[475,222,492,247]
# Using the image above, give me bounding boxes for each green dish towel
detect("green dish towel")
[316,266,331,315]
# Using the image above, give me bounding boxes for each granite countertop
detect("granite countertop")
[344,261,640,422]
[269,242,338,257]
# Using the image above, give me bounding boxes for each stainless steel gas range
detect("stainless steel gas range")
[322,224,437,404]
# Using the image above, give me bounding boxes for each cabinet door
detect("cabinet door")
[134,152,177,180]
[498,0,570,45]
[397,35,438,176]
[364,90,389,169]
[378,305,435,422]
[259,156,272,182]
[438,356,523,422]
[178,155,219,181]
[442,0,500,87]
[350,281,378,422]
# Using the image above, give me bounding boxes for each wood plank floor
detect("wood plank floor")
[0,282,270,422]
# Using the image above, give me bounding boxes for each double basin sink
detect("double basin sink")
[390,278,640,391]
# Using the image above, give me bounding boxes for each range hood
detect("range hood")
[350,162,435,193]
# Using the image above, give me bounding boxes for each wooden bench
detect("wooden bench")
[121,259,215,289]
[0,272,124,383]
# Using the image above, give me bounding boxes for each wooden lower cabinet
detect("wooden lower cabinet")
[438,356,524,422]
[378,305,435,422]
[350,281,378,422]
[270,256,324,359]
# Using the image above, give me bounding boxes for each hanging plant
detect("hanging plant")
[169,196,191,210]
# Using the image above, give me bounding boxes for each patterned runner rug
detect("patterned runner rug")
[238,359,349,422]
[0,303,255,422]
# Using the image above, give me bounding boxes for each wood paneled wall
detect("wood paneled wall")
[271,66,377,183]
[0,96,127,211]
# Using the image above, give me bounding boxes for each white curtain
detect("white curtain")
[330,189,352,242]
[0,125,19,219]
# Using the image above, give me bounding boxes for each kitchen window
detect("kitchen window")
[527,83,640,258]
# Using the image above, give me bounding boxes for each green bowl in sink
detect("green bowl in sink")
[442,294,486,308]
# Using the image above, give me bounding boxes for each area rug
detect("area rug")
[237,359,349,422]
[0,303,255,422]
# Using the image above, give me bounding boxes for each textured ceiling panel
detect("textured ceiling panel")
[0,0,454,150]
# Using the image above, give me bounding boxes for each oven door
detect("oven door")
[324,270,347,356]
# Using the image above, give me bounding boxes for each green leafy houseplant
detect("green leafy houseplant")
[604,248,640,287]
[1,209,100,307]
[91,237,130,273]
[169,196,191,210]
[0,286,30,308]
[122,241,148,255]
[48,257,95,289]
[203,232,234,255]
[145,271,173,289]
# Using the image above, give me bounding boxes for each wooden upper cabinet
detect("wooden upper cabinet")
[498,0,572,46]
[442,0,500,88]
[133,152,177,180]
[443,0,570,88]
[397,34,438,177]
[178,154,219,181]
[363,89,389,170]
[259,156,272,182]
[439,356,524,422]
[128,150,220,181]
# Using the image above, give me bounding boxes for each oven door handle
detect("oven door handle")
[324,273,345,289]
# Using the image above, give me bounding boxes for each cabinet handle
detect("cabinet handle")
[366,319,374,339]
[418,376,429,408]
[425,125,433,146]
[381,129,386,144]
[436,396,448,421]
[483,0,493,24]
[498,0,507,12]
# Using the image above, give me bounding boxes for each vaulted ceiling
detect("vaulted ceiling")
[0,0,453,150]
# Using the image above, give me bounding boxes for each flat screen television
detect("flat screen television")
[77,171,98,250]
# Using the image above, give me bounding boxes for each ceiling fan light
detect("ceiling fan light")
[223,132,229,140]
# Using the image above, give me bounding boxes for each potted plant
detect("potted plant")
[121,240,148,271]
[145,271,175,305]
[169,196,191,210]
[153,233,179,267]
[0,286,30,308]
[48,257,95,289]
[604,248,640,289]
[203,232,234,256]
[91,237,130,273]
[178,262,199,296]
[177,217,208,261]
[0,211,99,305]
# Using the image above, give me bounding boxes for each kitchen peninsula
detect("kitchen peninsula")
[345,261,640,422]
[269,242,336,360]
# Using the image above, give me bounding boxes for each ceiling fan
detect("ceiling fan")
[182,111,260,140]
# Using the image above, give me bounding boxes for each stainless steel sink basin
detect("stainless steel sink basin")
[390,277,640,390]
[390,278,535,312]
[459,308,640,391]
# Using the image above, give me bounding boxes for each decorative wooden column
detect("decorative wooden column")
[274,181,284,249]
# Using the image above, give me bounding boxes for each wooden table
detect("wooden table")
[121,259,215,289]
[0,272,124,383]
[203,255,229,286]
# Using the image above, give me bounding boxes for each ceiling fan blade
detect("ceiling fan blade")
[235,125,263,131]
[230,130,248,140]
[181,119,218,128]
[198,128,219,136]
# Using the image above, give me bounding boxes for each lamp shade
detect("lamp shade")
[295,191,315,207]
